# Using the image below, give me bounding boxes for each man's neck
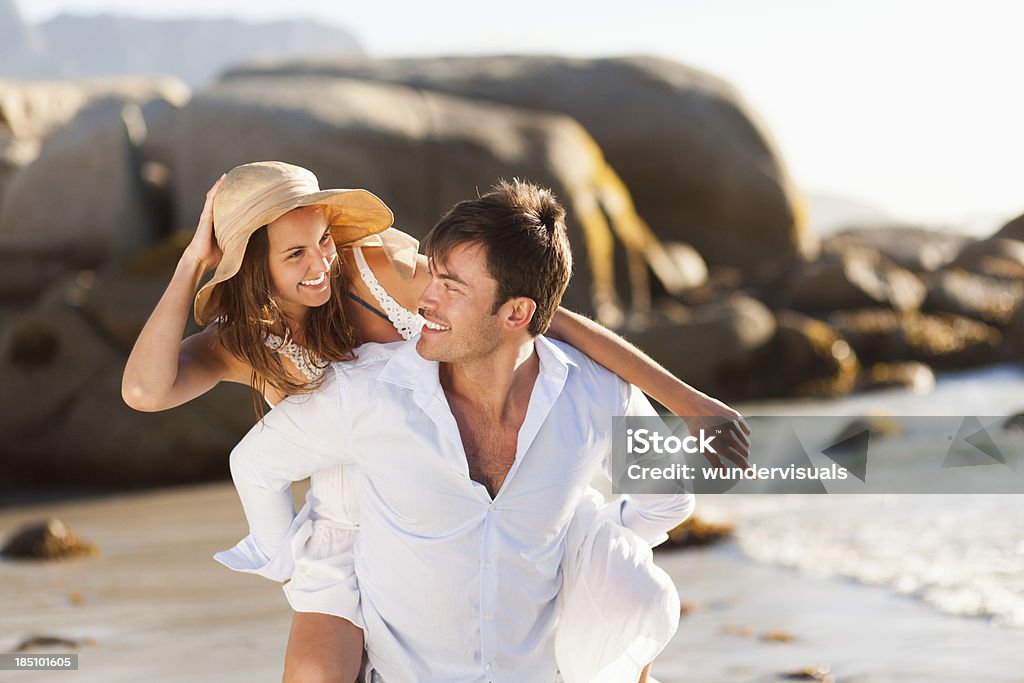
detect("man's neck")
[440,337,539,422]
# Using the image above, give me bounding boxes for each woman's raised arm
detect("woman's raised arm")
[547,307,750,466]
[122,176,233,412]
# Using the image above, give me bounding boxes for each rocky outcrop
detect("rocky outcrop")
[830,308,1002,369]
[175,76,694,325]
[728,311,860,399]
[856,361,936,394]
[0,76,189,142]
[0,100,156,264]
[950,237,1024,281]
[622,295,776,398]
[922,268,1024,326]
[0,238,258,490]
[822,225,966,273]
[776,249,926,314]
[0,79,190,302]
[223,55,813,281]
[994,212,1024,242]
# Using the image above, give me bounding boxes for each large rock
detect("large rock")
[1007,304,1024,361]
[223,55,812,281]
[776,249,926,314]
[994,212,1024,242]
[922,268,1024,327]
[622,294,776,398]
[176,77,695,325]
[950,237,1024,281]
[0,76,189,142]
[0,77,189,230]
[0,251,257,489]
[822,225,967,273]
[0,99,158,268]
[728,310,860,398]
[830,308,1002,369]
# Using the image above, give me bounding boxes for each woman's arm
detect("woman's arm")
[548,307,750,466]
[122,177,234,412]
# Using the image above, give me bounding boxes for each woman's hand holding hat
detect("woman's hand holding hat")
[184,174,226,274]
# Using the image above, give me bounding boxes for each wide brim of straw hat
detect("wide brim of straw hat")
[193,187,394,326]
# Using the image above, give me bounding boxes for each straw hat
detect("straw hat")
[193,161,394,325]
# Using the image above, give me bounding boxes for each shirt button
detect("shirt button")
[488,504,495,511]
[484,613,493,621]
[484,561,493,569]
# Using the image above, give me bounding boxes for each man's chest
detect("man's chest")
[459,418,519,498]
[354,398,603,527]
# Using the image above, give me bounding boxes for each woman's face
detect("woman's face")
[265,205,338,320]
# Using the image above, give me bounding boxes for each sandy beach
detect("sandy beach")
[3,482,1022,683]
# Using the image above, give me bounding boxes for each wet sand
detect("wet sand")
[2,483,1022,682]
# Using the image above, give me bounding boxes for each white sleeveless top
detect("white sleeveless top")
[264,246,424,525]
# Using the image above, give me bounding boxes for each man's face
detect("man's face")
[416,242,505,364]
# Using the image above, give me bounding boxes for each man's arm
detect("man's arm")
[227,369,353,561]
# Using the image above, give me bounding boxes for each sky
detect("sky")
[18,0,1024,234]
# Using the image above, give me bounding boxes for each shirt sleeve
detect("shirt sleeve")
[602,380,696,547]
[215,368,354,579]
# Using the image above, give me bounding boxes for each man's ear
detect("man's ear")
[501,297,537,332]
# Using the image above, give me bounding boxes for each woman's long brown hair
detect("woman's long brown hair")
[210,227,357,412]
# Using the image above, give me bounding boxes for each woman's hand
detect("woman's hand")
[668,393,751,471]
[183,174,226,272]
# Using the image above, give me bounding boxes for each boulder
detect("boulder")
[856,361,936,394]
[0,519,98,560]
[994,212,1024,241]
[223,55,813,281]
[830,308,1002,369]
[1006,304,1024,361]
[922,268,1024,326]
[0,76,189,236]
[77,232,197,350]
[622,294,775,397]
[0,299,256,490]
[777,249,926,314]
[0,231,262,490]
[822,225,966,273]
[731,310,860,398]
[175,76,694,325]
[0,303,112,437]
[0,76,189,142]
[0,99,158,268]
[950,237,1024,281]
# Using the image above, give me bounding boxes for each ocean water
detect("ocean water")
[699,364,1024,629]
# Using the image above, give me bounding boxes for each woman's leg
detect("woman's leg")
[282,612,364,683]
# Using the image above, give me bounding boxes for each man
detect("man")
[221,180,699,682]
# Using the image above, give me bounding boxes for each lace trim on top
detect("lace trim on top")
[353,246,424,341]
[263,327,328,383]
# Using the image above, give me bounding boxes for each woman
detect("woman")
[123,161,748,683]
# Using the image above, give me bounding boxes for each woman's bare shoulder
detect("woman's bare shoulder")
[349,243,428,311]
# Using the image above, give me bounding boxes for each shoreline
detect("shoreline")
[1,483,1021,682]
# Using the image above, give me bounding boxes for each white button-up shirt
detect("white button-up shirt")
[221,336,694,682]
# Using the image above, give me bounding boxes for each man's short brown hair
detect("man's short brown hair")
[424,179,573,335]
